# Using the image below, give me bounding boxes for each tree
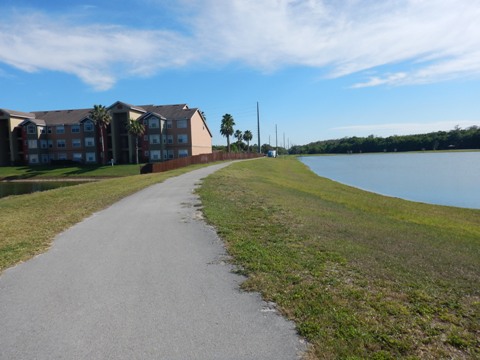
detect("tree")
[234,129,243,151]
[89,104,112,164]
[126,118,145,164]
[220,114,235,152]
[243,130,253,152]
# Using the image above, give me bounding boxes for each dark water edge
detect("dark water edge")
[0,181,84,199]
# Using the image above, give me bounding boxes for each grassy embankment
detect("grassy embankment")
[198,157,479,359]
[0,164,206,273]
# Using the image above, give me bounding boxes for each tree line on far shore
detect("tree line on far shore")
[289,126,480,154]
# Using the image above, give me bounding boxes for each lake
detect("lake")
[0,181,84,199]
[300,152,480,209]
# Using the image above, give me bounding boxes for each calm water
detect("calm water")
[300,152,480,209]
[0,181,82,199]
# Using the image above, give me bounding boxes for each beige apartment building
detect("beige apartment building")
[0,101,212,166]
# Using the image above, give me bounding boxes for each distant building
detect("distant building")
[0,101,212,166]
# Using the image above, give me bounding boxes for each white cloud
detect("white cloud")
[0,13,193,90]
[1,0,479,89]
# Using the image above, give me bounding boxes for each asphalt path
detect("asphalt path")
[0,162,305,359]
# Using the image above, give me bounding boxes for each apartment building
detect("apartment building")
[0,101,212,166]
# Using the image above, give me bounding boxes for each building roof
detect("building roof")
[20,118,46,127]
[31,109,92,125]
[138,112,167,121]
[0,108,35,119]
[139,104,197,120]
[2,102,211,137]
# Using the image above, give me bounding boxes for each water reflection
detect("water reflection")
[0,181,85,198]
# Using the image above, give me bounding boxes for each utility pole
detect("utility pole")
[275,124,278,155]
[257,102,261,153]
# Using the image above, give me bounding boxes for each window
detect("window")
[73,153,82,162]
[40,140,48,149]
[71,125,80,133]
[57,139,66,148]
[166,120,172,129]
[48,140,53,148]
[84,121,94,132]
[144,151,150,157]
[27,125,36,134]
[149,134,160,144]
[177,134,188,144]
[47,127,52,134]
[40,127,46,134]
[28,140,38,149]
[29,154,39,164]
[58,153,67,160]
[41,154,49,164]
[72,139,81,148]
[86,152,96,162]
[177,119,187,128]
[149,117,159,128]
[85,137,95,147]
[143,135,148,141]
[178,149,188,158]
[167,150,174,159]
[56,125,65,134]
[167,135,173,144]
[150,150,161,161]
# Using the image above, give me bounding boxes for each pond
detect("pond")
[300,151,480,209]
[0,181,85,199]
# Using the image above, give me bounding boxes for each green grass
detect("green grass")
[0,164,145,180]
[0,164,207,273]
[198,157,480,359]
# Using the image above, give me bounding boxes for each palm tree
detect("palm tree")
[126,118,145,164]
[220,114,235,152]
[89,104,111,164]
[234,129,243,151]
[243,130,253,152]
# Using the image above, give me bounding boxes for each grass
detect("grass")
[0,164,145,180]
[198,157,480,359]
[0,164,207,273]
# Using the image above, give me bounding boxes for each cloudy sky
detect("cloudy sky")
[1,0,479,146]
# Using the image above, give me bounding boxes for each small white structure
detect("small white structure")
[267,150,277,158]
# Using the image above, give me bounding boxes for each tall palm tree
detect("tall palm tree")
[234,129,243,151]
[89,104,111,164]
[243,130,253,152]
[220,114,235,153]
[126,118,145,164]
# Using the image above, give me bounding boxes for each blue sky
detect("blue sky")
[1,0,479,146]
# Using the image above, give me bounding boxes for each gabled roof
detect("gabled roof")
[32,109,92,125]
[139,104,196,120]
[20,118,46,127]
[137,111,167,121]
[0,108,35,119]
[2,102,212,138]
[109,101,147,113]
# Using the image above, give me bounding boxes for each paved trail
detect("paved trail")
[0,163,305,359]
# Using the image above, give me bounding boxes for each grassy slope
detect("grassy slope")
[198,157,480,359]
[0,164,206,273]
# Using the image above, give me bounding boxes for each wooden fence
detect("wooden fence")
[140,152,263,174]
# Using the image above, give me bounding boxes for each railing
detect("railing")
[140,152,263,174]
